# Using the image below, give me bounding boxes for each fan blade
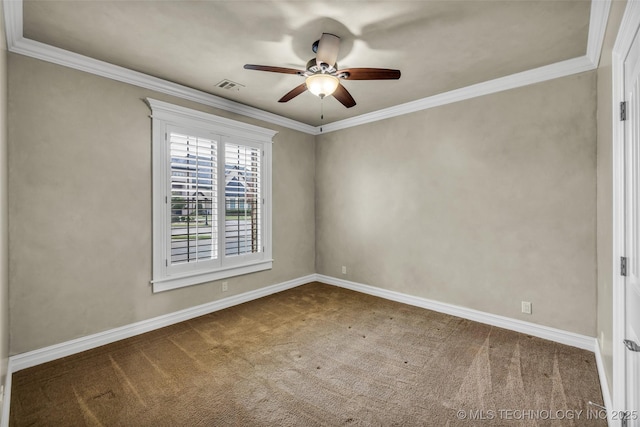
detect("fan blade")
[338,68,401,80]
[332,83,356,108]
[278,83,308,103]
[316,33,340,68]
[244,64,304,75]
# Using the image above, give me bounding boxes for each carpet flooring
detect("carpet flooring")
[10,282,606,426]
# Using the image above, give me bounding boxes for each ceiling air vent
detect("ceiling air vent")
[215,79,245,91]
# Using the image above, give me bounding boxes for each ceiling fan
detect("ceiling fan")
[244,33,401,108]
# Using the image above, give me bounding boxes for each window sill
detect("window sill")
[151,259,273,293]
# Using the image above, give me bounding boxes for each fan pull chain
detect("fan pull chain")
[320,98,324,133]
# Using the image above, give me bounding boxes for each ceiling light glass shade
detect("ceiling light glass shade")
[306,74,339,98]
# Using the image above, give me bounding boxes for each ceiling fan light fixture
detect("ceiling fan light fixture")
[306,74,339,98]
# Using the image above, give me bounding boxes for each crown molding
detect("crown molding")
[3,1,317,135]
[320,0,611,134]
[10,37,317,134]
[2,0,610,136]
[586,0,613,66]
[319,55,596,134]
[2,0,21,50]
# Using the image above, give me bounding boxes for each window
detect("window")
[148,99,275,292]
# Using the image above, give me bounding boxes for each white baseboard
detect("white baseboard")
[0,274,313,426]
[317,274,612,424]
[594,339,613,426]
[9,274,315,373]
[316,274,596,351]
[1,273,603,427]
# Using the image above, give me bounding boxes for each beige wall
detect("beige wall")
[596,0,627,400]
[0,0,9,402]
[8,54,316,354]
[316,72,597,336]
[5,27,608,356]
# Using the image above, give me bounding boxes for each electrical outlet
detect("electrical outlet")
[342,266,347,275]
[521,301,532,315]
[222,281,228,292]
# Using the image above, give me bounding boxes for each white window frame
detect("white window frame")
[148,98,276,292]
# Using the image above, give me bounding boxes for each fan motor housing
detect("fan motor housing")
[306,59,337,75]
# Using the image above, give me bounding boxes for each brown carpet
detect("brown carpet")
[10,282,606,426]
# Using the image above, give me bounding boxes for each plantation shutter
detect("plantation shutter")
[169,132,218,265]
[224,142,261,256]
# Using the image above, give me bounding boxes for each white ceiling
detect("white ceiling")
[19,0,593,127]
